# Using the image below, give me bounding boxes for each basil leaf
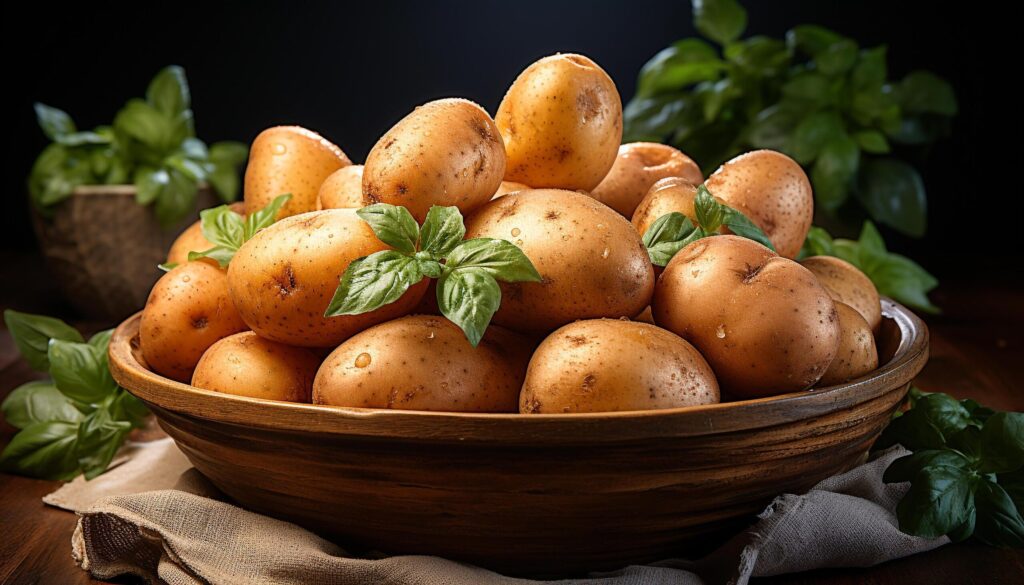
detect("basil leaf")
[417,257,443,279]
[438,267,501,347]
[207,141,248,202]
[642,212,703,266]
[48,339,116,405]
[158,262,179,272]
[815,39,858,76]
[325,251,423,316]
[76,406,132,480]
[877,392,973,451]
[88,329,113,351]
[4,309,84,371]
[854,130,891,154]
[693,0,747,46]
[781,73,831,104]
[786,25,844,56]
[0,421,80,481]
[154,168,199,228]
[244,194,292,240]
[636,39,724,97]
[974,480,1024,547]
[56,131,111,147]
[34,102,76,140]
[812,133,860,211]
[722,207,775,251]
[623,93,698,143]
[134,166,169,205]
[199,204,245,249]
[209,141,249,166]
[898,71,958,116]
[798,226,835,259]
[114,98,174,150]
[791,110,844,164]
[884,449,972,484]
[851,46,888,90]
[747,103,803,152]
[419,206,466,258]
[357,204,420,255]
[895,459,977,538]
[188,247,235,268]
[978,413,1024,474]
[109,389,150,429]
[1,381,83,429]
[856,158,927,238]
[694,184,725,232]
[146,65,190,117]
[444,239,541,283]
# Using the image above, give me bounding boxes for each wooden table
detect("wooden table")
[1,252,1021,584]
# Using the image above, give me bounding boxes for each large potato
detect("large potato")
[228,210,427,347]
[244,126,351,219]
[465,189,654,333]
[362,99,505,221]
[140,262,247,382]
[704,150,812,259]
[631,177,699,237]
[818,302,878,386]
[192,332,322,402]
[652,235,840,398]
[317,165,364,210]
[313,315,530,412]
[801,256,881,331]
[166,202,245,265]
[590,143,702,217]
[520,319,719,413]
[496,53,622,191]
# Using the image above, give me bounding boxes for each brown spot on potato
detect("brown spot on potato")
[581,373,597,391]
[545,210,561,220]
[191,316,207,329]
[273,264,298,297]
[566,335,588,346]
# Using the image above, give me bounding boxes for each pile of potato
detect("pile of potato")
[141,53,883,414]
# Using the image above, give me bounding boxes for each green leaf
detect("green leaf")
[851,46,888,90]
[48,339,116,405]
[146,65,190,117]
[798,226,835,259]
[781,73,831,104]
[636,39,724,97]
[134,167,169,205]
[419,206,466,258]
[4,309,84,371]
[88,329,113,351]
[445,238,542,283]
[34,103,76,140]
[209,141,249,166]
[899,71,958,116]
[187,247,235,268]
[324,251,423,316]
[642,212,702,266]
[437,268,502,347]
[853,130,891,154]
[694,184,725,233]
[747,103,803,152]
[877,392,972,451]
[895,459,977,538]
[75,406,132,480]
[154,168,199,228]
[0,421,81,480]
[108,389,150,429]
[1,381,83,429]
[158,262,179,272]
[791,110,844,164]
[243,194,292,239]
[884,449,972,484]
[623,93,700,143]
[723,36,790,77]
[114,99,174,151]
[356,204,420,255]
[207,142,248,202]
[974,480,1024,547]
[978,413,1024,474]
[856,158,927,238]
[56,131,111,147]
[199,204,245,249]
[815,39,859,76]
[837,222,938,312]
[692,0,747,45]
[812,133,860,211]
[722,207,775,251]
[786,25,844,56]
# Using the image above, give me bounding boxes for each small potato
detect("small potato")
[465,189,654,333]
[313,315,531,412]
[140,262,247,382]
[818,303,878,386]
[491,180,531,200]
[705,150,812,259]
[363,98,506,221]
[192,332,322,402]
[801,256,882,331]
[520,319,719,413]
[633,306,655,324]
[166,202,245,265]
[652,235,840,398]
[590,143,702,217]
[244,126,351,219]
[497,53,622,191]
[228,210,427,347]
[631,177,699,237]
[317,165,364,210]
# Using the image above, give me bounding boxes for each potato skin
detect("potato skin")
[244,126,351,219]
[140,262,247,382]
[317,165,364,210]
[166,202,245,265]
[496,54,622,191]
[465,189,654,333]
[192,332,322,402]
[227,210,427,347]
[590,143,702,218]
[801,256,881,331]
[520,319,719,413]
[313,315,531,413]
[652,235,840,398]
[704,150,812,259]
[491,180,531,200]
[631,177,699,237]
[818,303,878,386]
[362,98,506,221]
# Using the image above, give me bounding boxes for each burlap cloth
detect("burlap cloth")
[43,440,946,585]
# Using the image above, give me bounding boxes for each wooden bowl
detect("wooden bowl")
[109,300,928,575]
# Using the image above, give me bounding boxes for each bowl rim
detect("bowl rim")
[109,299,928,444]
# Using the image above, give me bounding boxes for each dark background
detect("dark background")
[4,1,1014,280]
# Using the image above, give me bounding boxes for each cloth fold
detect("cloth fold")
[47,439,947,585]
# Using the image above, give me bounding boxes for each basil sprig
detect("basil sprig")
[325,204,541,346]
[179,194,291,268]
[642,183,774,266]
[877,389,1024,546]
[29,66,248,228]
[1,310,149,481]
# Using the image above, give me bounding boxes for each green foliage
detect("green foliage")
[624,0,956,237]
[186,194,291,267]
[29,66,248,228]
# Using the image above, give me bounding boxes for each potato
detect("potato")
[818,303,878,386]
[362,98,505,221]
[140,262,247,382]
[631,177,699,237]
[496,53,622,191]
[244,126,351,219]
[317,165,364,210]
[166,202,245,265]
[704,150,812,259]
[491,180,531,200]
[227,209,427,347]
[520,319,719,413]
[652,235,840,398]
[633,306,655,324]
[590,143,702,218]
[313,315,530,412]
[192,332,321,402]
[801,256,881,331]
[465,189,654,333]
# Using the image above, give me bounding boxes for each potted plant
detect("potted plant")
[28,66,247,321]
